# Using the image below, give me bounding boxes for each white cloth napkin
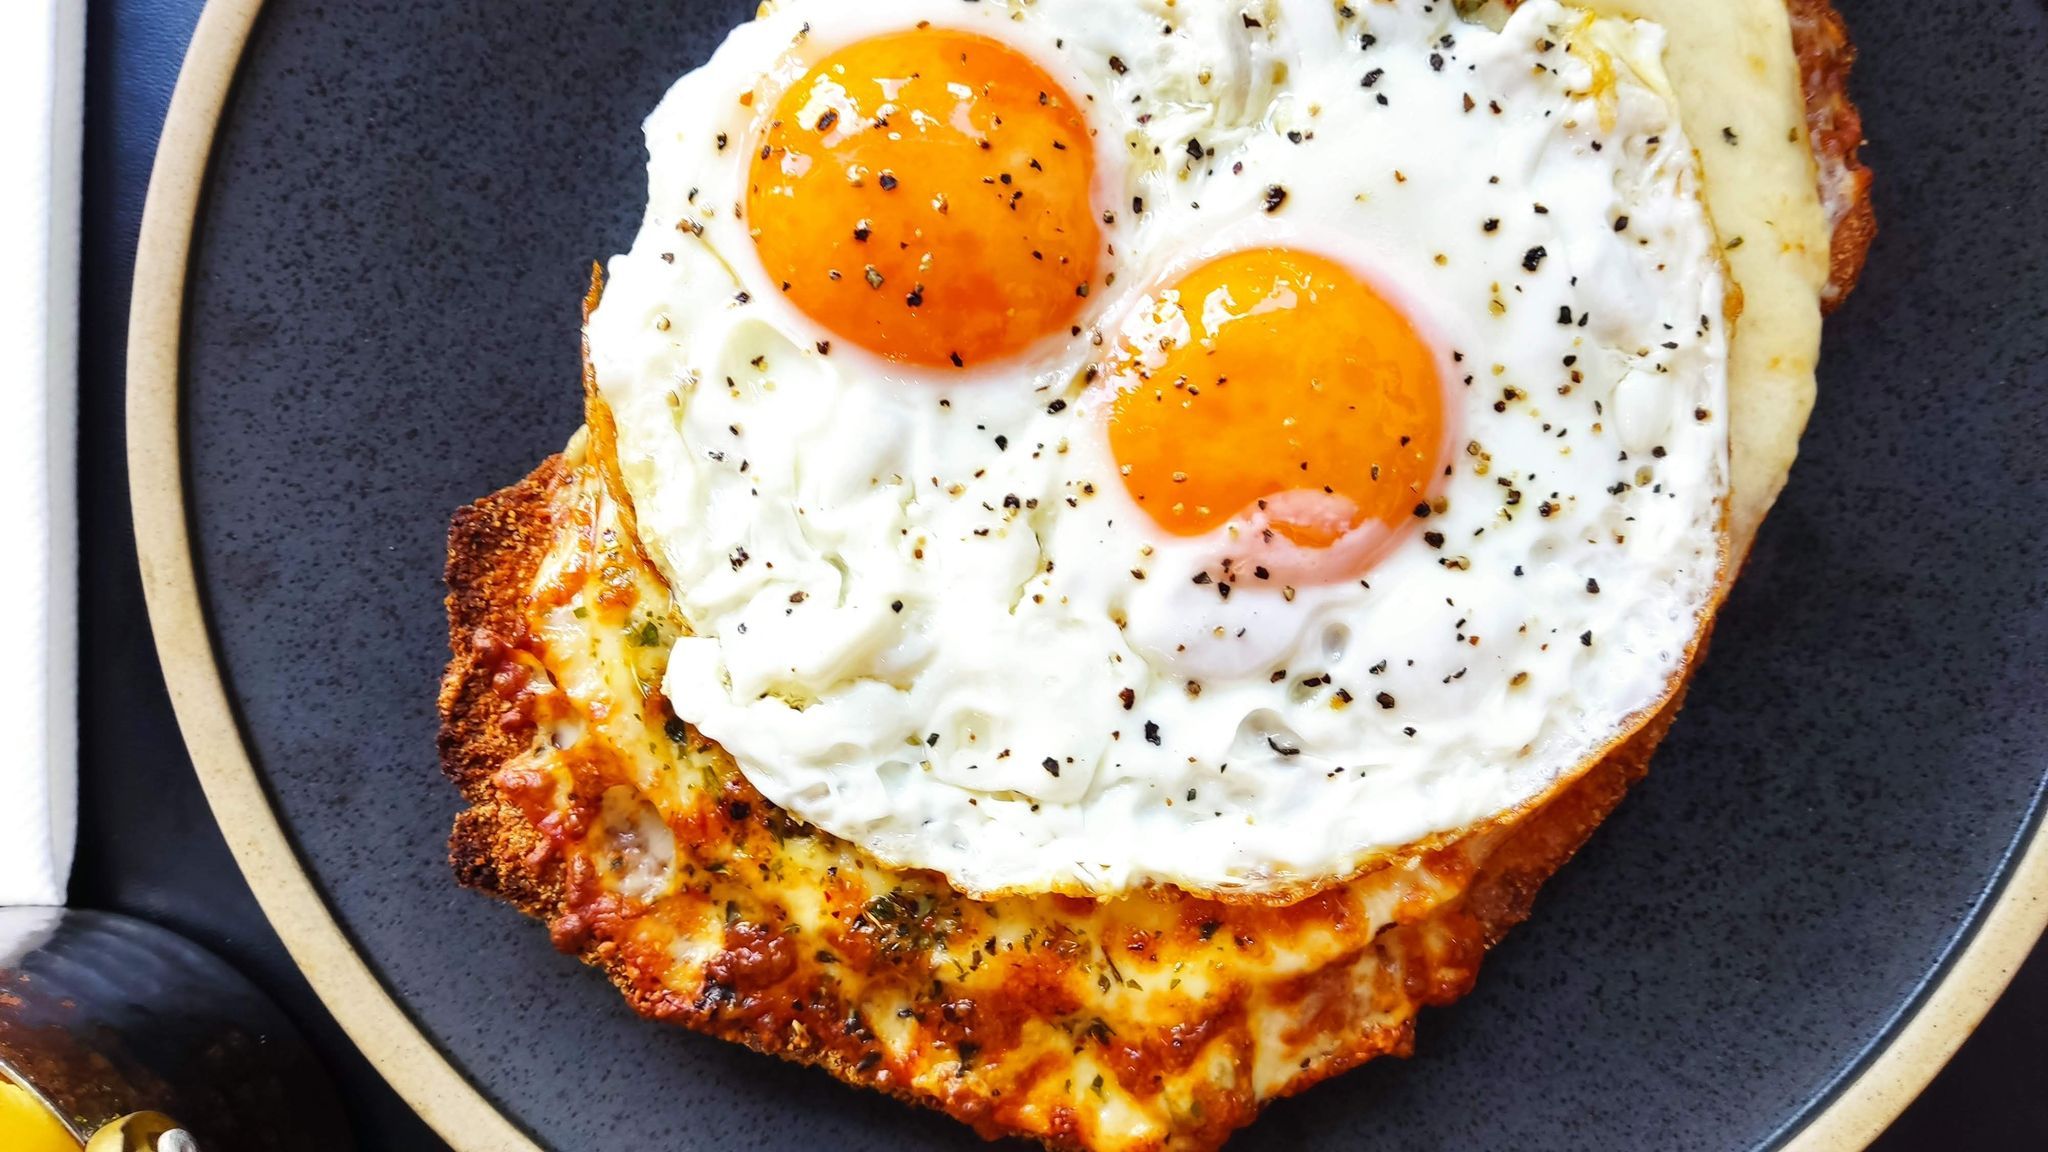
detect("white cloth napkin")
[0,0,82,907]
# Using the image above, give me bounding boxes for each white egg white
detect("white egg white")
[587,0,1729,898]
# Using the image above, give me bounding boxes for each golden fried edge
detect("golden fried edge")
[1789,0,1876,312]
[437,4,1870,1143]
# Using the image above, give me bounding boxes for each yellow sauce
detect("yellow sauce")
[0,1079,81,1152]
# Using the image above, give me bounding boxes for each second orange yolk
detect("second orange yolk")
[747,29,1102,368]
[1108,248,1446,564]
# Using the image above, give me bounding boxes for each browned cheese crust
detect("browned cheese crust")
[443,448,1686,1151]
[1792,0,1877,310]
[438,9,1867,1149]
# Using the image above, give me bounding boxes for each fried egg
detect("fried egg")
[586,0,1729,898]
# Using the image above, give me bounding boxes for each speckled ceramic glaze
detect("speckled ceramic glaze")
[174,1,2046,1148]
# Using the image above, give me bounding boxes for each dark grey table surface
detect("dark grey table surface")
[72,1,2045,1149]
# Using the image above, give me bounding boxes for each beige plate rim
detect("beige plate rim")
[126,1,2048,1149]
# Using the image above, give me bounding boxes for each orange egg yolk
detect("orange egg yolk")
[1108,248,1446,565]
[747,29,1102,368]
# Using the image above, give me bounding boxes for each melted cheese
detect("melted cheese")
[491,444,1508,1150]
[1480,0,1832,555]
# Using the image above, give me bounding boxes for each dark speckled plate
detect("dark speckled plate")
[131,0,2048,1148]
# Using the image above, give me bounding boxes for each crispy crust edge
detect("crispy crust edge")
[439,454,575,920]
[1791,0,1877,311]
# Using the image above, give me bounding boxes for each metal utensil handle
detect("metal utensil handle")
[83,1112,197,1152]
